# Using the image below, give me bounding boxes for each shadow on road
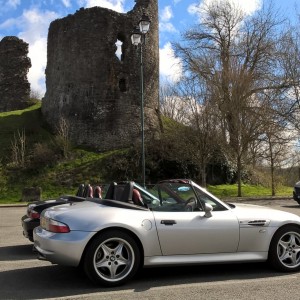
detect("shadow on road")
[281,205,300,209]
[0,244,35,261]
[0,261,289,299]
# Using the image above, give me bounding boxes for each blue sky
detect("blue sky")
[0,0,299,95]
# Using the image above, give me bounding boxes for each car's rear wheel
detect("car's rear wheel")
[269,225,300,271]
[83,230,140,287]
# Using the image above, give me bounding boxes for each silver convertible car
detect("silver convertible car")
[34,179,300,287]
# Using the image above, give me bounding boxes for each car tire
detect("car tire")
[268,225,300,272]
[83,230,140,287]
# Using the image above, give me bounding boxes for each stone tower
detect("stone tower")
[42,0,160,151]
[0,36,31,112]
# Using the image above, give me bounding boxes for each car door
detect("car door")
[153,209,239,255]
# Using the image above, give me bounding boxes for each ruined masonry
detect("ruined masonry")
[42,0,160,151]
[0,36,31,112]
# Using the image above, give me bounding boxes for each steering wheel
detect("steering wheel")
[184,197,197,211]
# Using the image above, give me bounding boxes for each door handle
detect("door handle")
[161,220,176,225]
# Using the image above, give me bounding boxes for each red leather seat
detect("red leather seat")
[83,184,93,198]
[132,189,143,206]
[94,186,102,199]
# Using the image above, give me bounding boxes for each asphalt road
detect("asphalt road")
[1,200,300,300]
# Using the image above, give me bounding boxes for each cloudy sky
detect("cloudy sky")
[0,0,298,96]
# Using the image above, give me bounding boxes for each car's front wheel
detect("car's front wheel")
[269,225,300,271]
[83,230,140,287]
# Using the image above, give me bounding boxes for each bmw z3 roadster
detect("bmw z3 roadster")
[33,179,300,287]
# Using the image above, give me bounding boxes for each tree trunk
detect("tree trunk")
[200,166,207,187]
[270,157,275,196]
[237,156,242,197]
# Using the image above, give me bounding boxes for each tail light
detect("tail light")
[27,204,40,219]
[29,210,40,219]
[40,216,70,233]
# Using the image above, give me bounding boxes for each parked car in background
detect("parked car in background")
[21,184,103,242]
[34,179,300,287]
[293,181,300,205]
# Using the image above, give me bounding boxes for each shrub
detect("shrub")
[30,142,57,168]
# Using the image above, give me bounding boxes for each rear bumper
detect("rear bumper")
[21,215,39,242]
[33,226,95,266]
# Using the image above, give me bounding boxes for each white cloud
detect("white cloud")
[159,22,177,33]
[188,0,262,17]
[1,9,59,95]
[161,6,173,22]
[61,0,71,8]
[160,42,183,82]
[18,9,58,43]
[160,6,178,33]
[187,3,199,15]
[27,38,48,93]
[232,0,261,15]
[78,0,125,12]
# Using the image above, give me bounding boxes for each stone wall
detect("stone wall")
[42,0,160,151]
[0,36,31,112]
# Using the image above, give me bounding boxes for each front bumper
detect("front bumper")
[33,226,95,267]
[21,215,39,242]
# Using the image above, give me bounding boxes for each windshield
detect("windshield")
[193,186,227,211]
[143,180,228,212]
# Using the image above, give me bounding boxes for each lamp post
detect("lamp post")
[131,14,150,188]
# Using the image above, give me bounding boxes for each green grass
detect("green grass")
[1,181,292,205]
[0,102,53,160]
[207,184,293,198]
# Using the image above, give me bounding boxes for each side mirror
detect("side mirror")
[204,203,213,218]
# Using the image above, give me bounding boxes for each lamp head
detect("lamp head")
[131,26,142,46]
[139,13,150,34]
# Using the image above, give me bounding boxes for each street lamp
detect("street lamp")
[131,13,150,188]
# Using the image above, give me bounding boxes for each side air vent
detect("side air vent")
[239,219,270,227]
[247,220,268,226]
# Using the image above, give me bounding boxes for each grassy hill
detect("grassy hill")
[0,103,124,203]
[0,102,51,159]
[0,103,294,204]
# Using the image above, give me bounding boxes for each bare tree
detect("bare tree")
[275,26,300,130]
[30,89,43,101]
[55,117,71,158]
[178,78,221,186]
[260,104,297,195]
[159,77,220,186]
[11,129,26,167]
[160,81,191,125]
[175,0,292,196]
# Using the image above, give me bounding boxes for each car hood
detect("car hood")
[230,203,300,226]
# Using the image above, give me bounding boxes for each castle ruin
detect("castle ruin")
[0,36,31,112]
[42,0,160,151]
